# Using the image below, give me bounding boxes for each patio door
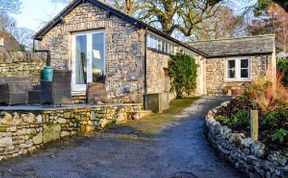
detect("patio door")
[72,30,106,93]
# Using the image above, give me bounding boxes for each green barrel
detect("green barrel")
[42,66,53,81]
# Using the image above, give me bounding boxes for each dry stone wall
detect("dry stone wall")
[205,101,288,178]
[0,104,142,161]
[0,52,46,85]
[40,2,145,103]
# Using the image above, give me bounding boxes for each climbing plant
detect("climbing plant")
[168,53,198,98]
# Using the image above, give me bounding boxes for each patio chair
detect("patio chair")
[28,85,41,105]
[86,82,109,104]
[0,77,33,105]
[41,70,72,105]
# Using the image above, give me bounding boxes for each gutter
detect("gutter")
[205,52,273,59]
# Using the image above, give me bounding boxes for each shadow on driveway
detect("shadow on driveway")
[0,96,245,178]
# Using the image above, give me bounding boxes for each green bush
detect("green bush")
[168,53,197,98]
[272,128,288,143]
[232,111,250,128]
[215,115,231,126]
[277,58,288,86]
[216,111,249,129]
[262,109,288,129]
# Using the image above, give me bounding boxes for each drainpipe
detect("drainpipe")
[144,28,148,94]
[33,39,53,81]
[33,39,51,66]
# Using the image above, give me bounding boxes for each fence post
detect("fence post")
[250,110,259,141]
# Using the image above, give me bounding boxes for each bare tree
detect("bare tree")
[51,0,223,36]
[191,5,244,40]
[248,4,288,52]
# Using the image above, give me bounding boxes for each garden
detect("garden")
[214,58,288,151]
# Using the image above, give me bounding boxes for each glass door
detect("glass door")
[72,30,105,93]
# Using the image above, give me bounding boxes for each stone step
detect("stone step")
[127,110,152,120]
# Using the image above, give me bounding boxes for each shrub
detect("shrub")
[241,76,271,102]
[272,128,288,143]
[241,73,288,113]
[215,115,231,126]
[277,58,288,86]
[168,53,197,98]
[232,110,250,129]
[262,108,288,129]
[216,111,249,129]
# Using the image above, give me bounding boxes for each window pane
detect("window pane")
[241,59,248,68]
[228,69,235,78]
[75,35,87,84]
[92,33,105,82]
[241,69,248,78]
[148,36,153,48]
[162,42,165,52]
[228,60,235,69]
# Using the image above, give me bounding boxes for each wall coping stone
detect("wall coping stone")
[0,52,46,64]
[0,103,143,111]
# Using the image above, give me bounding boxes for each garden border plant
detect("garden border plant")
[204,72,288,177]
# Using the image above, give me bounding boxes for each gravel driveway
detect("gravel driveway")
[0,97,245,178]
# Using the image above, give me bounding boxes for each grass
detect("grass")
[114,96,201,138]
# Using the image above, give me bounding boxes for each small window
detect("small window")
[240,59,249,78]
[226,59,250,81]
[0,37,3,46]
[227,60,236,79]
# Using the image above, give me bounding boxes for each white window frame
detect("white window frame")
[0,37,4,46]
[225,57,251,81]
[71,29,106,94]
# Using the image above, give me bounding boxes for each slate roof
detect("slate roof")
[188,34,275,58]
[34,0,206,56]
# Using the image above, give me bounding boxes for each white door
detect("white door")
[72,30,106,93]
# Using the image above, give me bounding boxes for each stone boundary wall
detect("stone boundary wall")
[204,101,288,178]
[0,104,143,161]
[0,52,46,85]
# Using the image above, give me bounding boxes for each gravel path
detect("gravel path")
[0,97,246,178]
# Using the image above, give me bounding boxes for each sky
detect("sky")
[12,0,67,32]
[11,0,255,33]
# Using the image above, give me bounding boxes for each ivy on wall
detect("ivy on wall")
[168,53,198,98]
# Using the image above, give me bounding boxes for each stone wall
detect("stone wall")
[146,49,204,99]
[0,104,143,161]
[205,55,272,95]
[39,2,145,103]
[146,49,171,94]
[0,52,46,85]
[205,102,288,178]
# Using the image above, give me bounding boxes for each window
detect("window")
[227,60,236,79]
[0,37,3,46]
[226,59,250,80]
[240,59,249,78]
[147,34,178,54]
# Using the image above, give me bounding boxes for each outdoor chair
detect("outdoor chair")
[41,70,72,105]
[86,82,109,104]
[28,85,41,105]
[0,77,33,105]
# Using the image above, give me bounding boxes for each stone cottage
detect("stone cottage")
[34,0,276,103]
[188,35,276,95]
